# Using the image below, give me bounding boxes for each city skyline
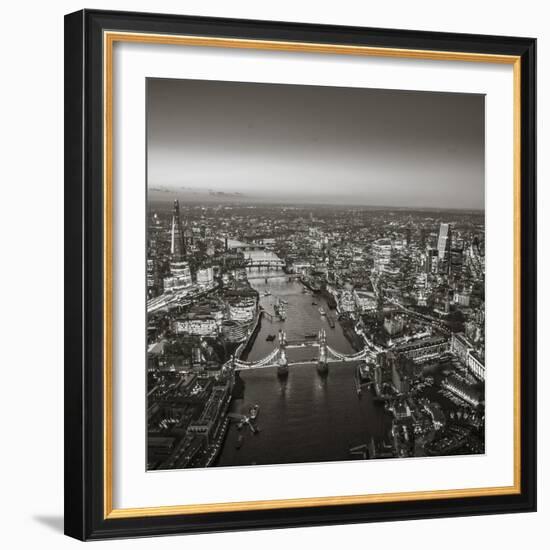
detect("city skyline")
[146,78,486,471]
[146,201,486,470]
[147,79,485,210]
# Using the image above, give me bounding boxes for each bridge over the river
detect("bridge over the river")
[226,329,376,376]
[244,257,286,270]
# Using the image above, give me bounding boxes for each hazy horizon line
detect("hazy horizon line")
[147,185,485,211]
[148,196,484,213]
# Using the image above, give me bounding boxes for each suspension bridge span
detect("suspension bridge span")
[224,329,377,375]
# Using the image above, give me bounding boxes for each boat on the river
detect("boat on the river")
[327,315,335,328]
[266,334,276,342]
[304,333,317,339]
[235,435,244,449]
[263,290,271,297]
[319,307,326,316]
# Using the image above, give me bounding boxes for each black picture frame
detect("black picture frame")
[64,9,537,541]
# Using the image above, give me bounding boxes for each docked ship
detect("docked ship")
[301,276,321,293]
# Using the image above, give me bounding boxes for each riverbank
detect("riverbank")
[205,416,230,467]
[321,288,337,309]
[238,310,264,362]
[340,317,364,351]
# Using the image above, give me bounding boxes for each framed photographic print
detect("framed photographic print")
[64,9,537,540]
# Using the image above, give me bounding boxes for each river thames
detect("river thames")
[216,271,393,467]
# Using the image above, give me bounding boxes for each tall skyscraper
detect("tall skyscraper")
[164,200,192,292]
[420,227,427,250]
[170,199,186,260]
[405,220,412,248]
[372,238,392,272]
[437,223,452,261]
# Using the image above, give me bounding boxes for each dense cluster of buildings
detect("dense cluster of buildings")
[146,200,486,468]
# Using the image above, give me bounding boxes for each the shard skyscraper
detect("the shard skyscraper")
[164,200,192,292]
[170,199,186,261]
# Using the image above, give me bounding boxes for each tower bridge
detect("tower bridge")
[226,329,376,375]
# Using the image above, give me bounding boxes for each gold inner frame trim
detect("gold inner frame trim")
[103,30,522,520]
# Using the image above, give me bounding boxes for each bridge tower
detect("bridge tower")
[317,329,329,376]
[277,330,289,378]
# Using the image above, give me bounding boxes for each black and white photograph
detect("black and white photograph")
[1,0,543,545]
[145,78,486,470]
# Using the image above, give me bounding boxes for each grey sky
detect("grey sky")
[147,78,484,209]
